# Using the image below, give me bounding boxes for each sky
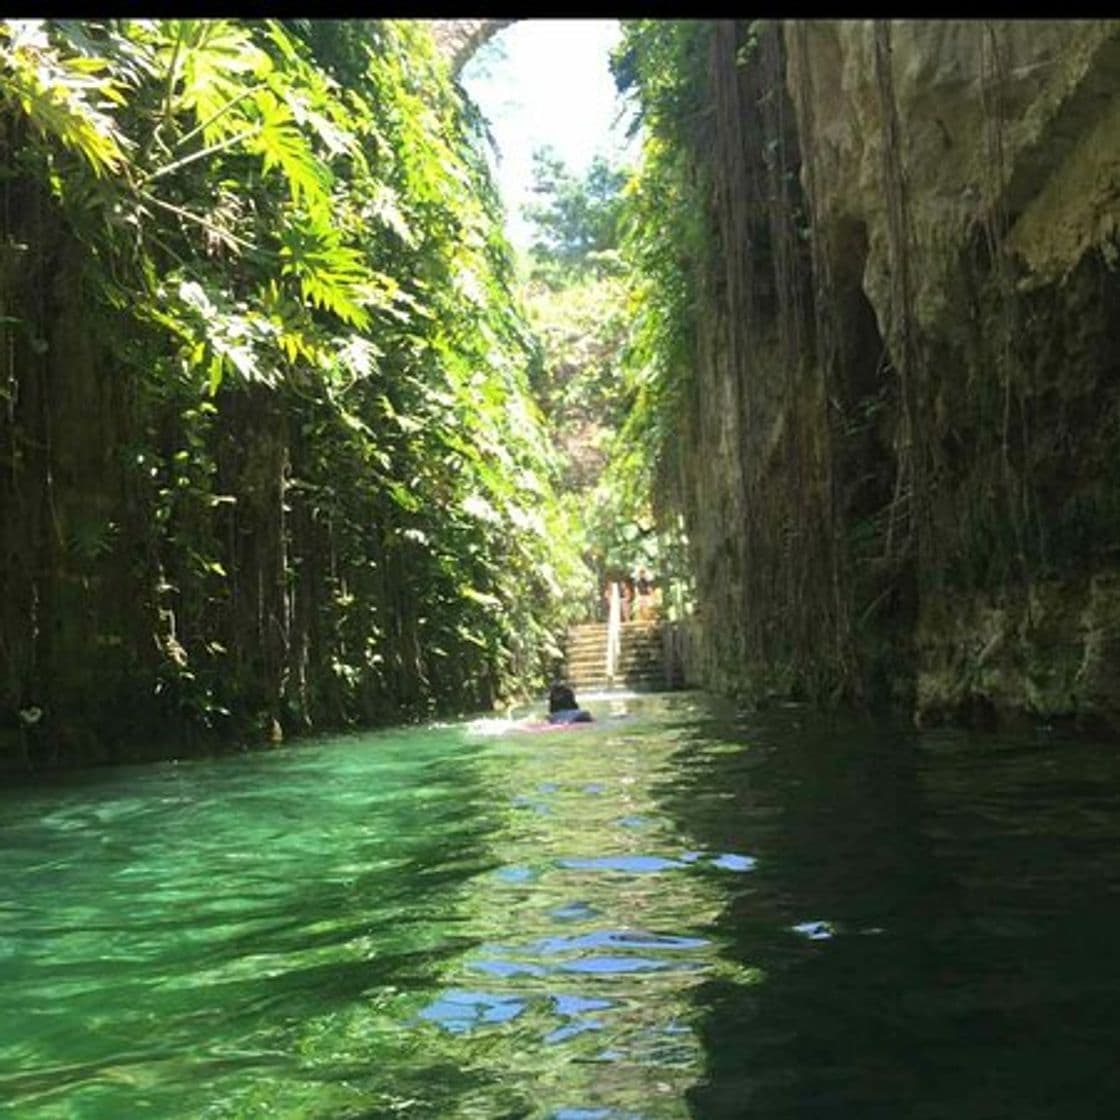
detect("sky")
[459,19,637,251]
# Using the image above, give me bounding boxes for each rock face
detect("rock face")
[676,20,1120,731]
[428,19,514,75]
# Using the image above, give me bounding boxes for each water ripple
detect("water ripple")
[18,696,1108,1115]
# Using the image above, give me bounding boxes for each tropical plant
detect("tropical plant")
[0,18,585,764]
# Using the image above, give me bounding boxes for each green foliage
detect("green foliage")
[524,272,628,431]
[523,148,628,280]
[513,64,703,611]
[514,146,638,612]
[0,17,584,754]
[593,21,714,609]
[0,20,129,176]
[612,20,712,139]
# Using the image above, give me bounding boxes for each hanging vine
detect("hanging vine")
[0,18,585,766]
[788,21,860,694]
[872,20,935,575]
[978,20,1039,585]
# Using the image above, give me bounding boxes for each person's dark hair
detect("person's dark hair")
[549,682,577,713]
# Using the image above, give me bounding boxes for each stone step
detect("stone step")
[565,648,660,662]
[566,634,663,651]
[569,647,662,658]
[569,674,667,685]
[567,651,664,668]
[569,641,664,655]
[568,663,666,677]
[573,667,667,679]
[567,623,661,638]
[563,620,671,693]
[569,661,666,676]
[566,655,664,671]
[568,659,662,674]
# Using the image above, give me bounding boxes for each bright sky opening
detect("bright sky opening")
[459,19,637,252]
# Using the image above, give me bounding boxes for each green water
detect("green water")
[3,693,1120,1118]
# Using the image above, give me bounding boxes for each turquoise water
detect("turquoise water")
[3,693,1120,1117]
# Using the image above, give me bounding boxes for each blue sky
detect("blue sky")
[459,19,637,251]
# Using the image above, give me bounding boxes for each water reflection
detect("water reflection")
[5,697,1120,1116]
[655,707,1120,1117]
[407,704,762,1117]
[0,697,758,1118]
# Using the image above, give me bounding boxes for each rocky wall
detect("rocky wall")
[681,19,1120,731]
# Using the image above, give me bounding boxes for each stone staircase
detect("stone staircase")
[563,620,668,692]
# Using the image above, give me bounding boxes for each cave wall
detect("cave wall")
[681,19,1120,731]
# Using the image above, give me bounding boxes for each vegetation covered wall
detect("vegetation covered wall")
[620,19,1120,731]
[0,20,583,768]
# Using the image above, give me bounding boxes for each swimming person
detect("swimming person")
[548,682,593,724]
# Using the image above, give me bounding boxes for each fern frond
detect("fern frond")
[246,89,331,206]
[278,207,370,328]
[0,19,129,176]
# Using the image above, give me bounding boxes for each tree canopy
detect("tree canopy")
[523,147,628,279]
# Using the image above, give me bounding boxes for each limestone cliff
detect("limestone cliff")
[676,20,1120,731]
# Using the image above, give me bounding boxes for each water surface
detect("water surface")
[3,693,1120,1117]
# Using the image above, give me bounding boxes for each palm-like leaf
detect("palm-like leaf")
[0,19,128,175]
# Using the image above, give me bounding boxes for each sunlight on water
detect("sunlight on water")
[5,694,1120,1116]
[0,696,753,1118]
